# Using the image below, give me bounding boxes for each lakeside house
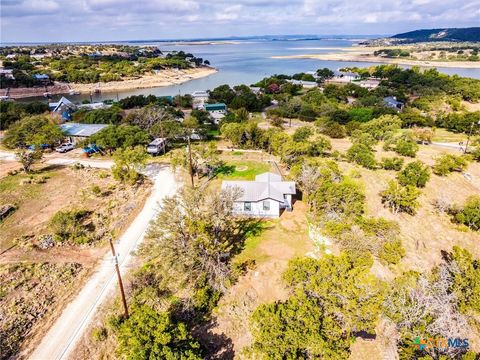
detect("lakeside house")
[221,172,296,218]
[330,70,360,83]
[359,79,381,89]
[287,79,317,88]
[204,103,227,124]
[191,90,210,109]
[49,96,77,121]
[383,96,404,111]
[60,123,108,144]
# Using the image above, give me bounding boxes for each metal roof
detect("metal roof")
[222,172,296,203]
[60,123,108,137]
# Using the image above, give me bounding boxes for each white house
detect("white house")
[191,90,209,109]
[0,69,14,79]
[330,70,359,83]
[222,172,296,218]
[287,79,317,88]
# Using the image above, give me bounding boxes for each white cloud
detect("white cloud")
[1,0,479,42]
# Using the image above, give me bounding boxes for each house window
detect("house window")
[244,202,252,211]
[263,201,270,211]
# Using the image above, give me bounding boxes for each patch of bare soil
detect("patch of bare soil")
[0,161,21,179]
[204,201,314,358]
[0,164,152,359]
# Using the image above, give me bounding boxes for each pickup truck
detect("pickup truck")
[55,143,75,153]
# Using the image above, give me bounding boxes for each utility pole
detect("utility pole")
[464,120,480,154]
[187,134,194,187]
[109,238,129,319]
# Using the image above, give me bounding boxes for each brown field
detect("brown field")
[0,163,151,358]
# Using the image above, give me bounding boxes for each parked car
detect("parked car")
[83,144,101,155]
[55,143,74,153]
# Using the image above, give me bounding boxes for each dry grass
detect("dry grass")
[207,201,315,358]
[331,139,480,274]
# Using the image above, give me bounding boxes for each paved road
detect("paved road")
[29,165,177,360]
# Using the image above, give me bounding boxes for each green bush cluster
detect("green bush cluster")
[49,209,92,244]
[381,156,404,171]
[433,154,469,175]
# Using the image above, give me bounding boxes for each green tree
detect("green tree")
[380,157,404,171]
[142,187,256,292]
[112,146,148,185]
[346,143,377,169]
[116,304,202,360]
[3,115,63,149]
[292,126,314,142]
[451,195,480,231]
[433,154,469,175]
[380,181,421,215]
[397,160,430,187]
[89,125,150,153]
[360,115,402,140]
[15,149,43,173]
[249,253,385,359]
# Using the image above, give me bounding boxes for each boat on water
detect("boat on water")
[69,89,80,95]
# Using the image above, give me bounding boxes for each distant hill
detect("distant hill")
[391,27,480,42]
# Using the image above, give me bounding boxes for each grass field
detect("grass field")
[215,160,272,180]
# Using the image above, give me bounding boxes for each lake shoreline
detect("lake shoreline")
[3,66,217,99]
[272,52,480,69]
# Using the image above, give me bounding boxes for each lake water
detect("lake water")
[45,38,480,103]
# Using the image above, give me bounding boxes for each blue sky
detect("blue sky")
[1,0,479,42]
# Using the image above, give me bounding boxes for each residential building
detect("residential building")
[359,79,381,89]
[191,90,209,109]
[221,172,296,218]
[204,103,227,112]
[287,79,317,88]
[330,70,360,83]
[49,96,77,121]
[60,123,108,143]
[0,69,14,79]
[383,96,404,111]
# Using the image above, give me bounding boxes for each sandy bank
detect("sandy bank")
[3,67,217,99]
[272,50,480,69]
[70,67,217,94]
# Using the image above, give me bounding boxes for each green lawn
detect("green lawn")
[432,128,468,143]
[216,160,272,180]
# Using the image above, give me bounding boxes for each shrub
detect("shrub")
[116,305,203,359]
[316,120,346,138]
[451,195,480,231]
[378,239,406,265]
[380,181,421,215]
[91,185,102,195]
[292,126,314,142]
[346,143,377,169]
[433,154,469,176]
[49,209,92,244]
[381,157,404,171]
[397,161,430,187]
[311,178,365,220]
[394,135,419,157]
[92,327,108,342]
[360,114,402,140]
[350,130,378,149]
